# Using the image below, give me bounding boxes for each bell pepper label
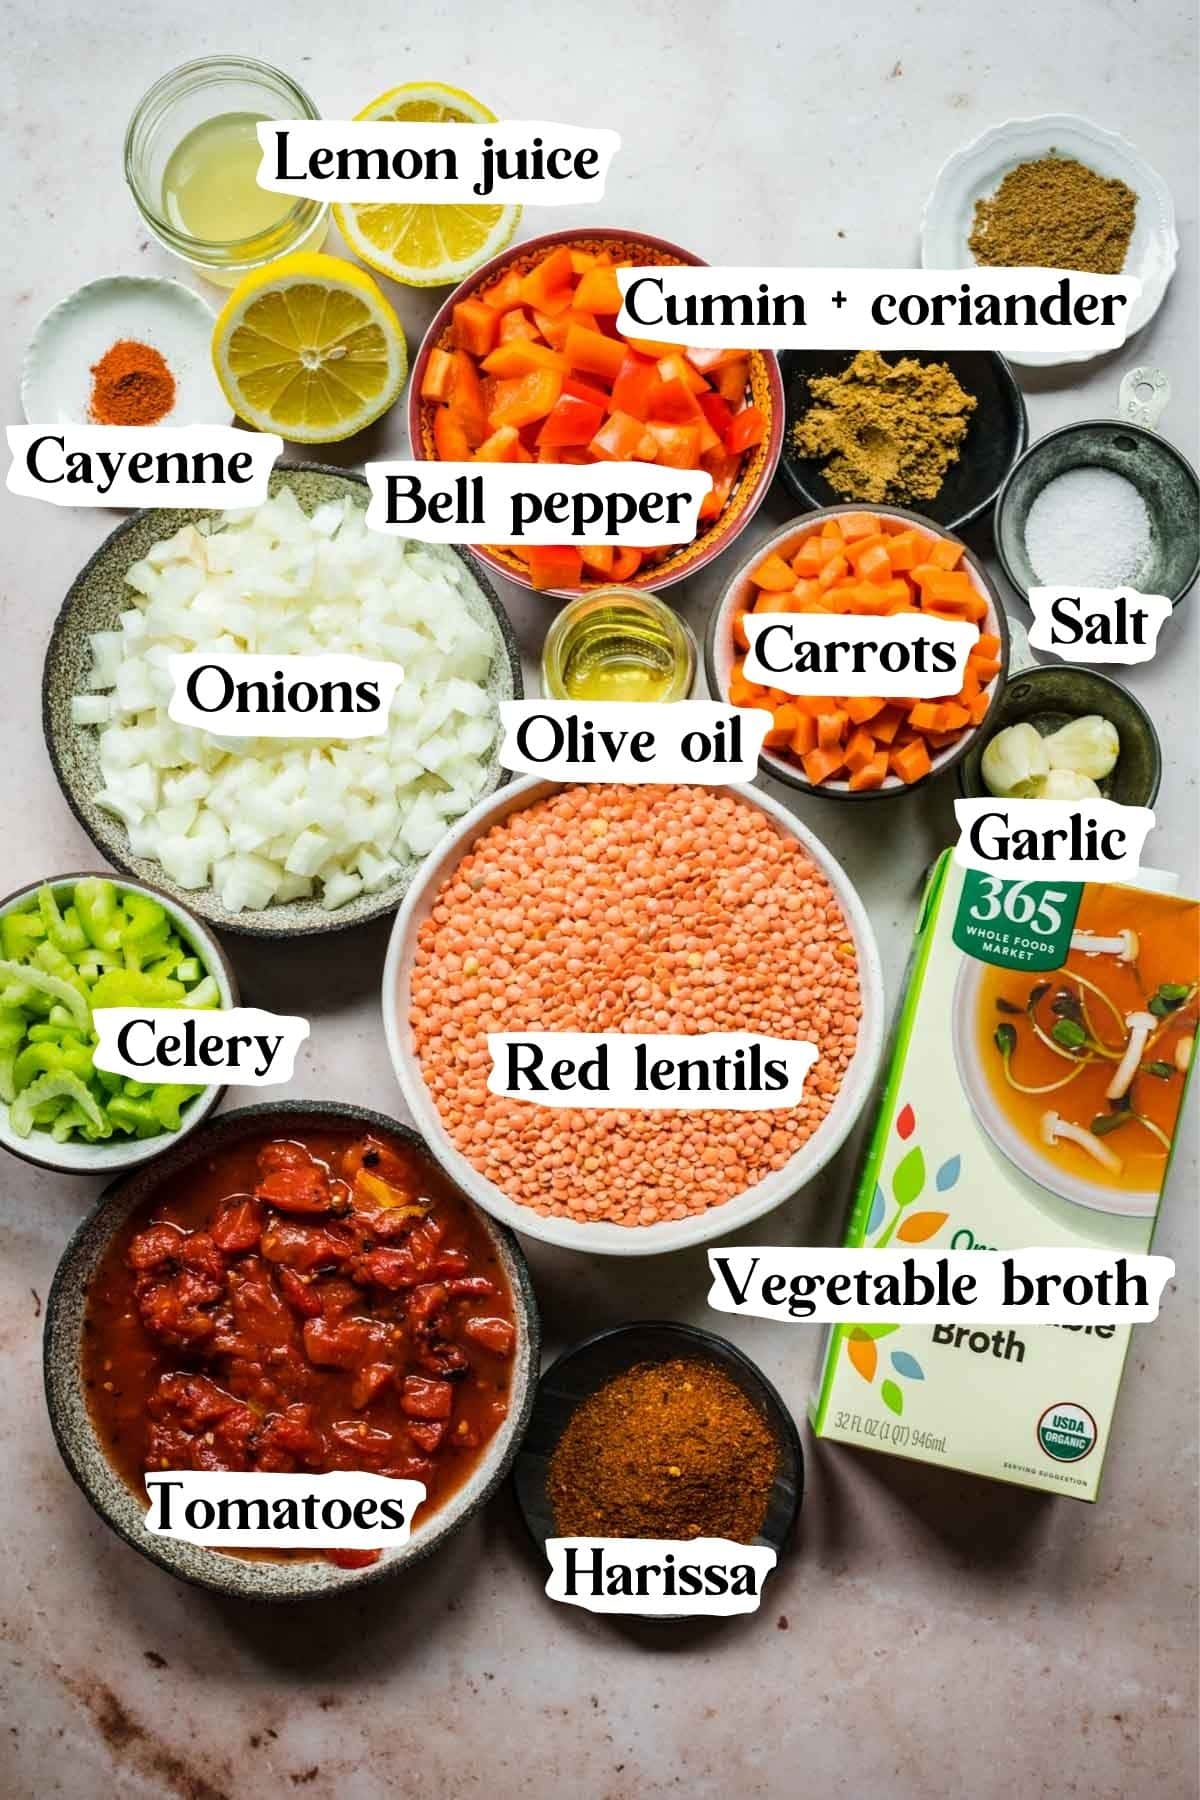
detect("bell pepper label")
[545,1538,777,1617]
[743,613,979,698]
[1027,588,1172,666]
[952,873,1083,969]
[6,426,282,508]
[364,461,711,546]
[614,266,1139,355]
[498,701,767,783]
[93,1006,310,1084]
[256,121,620,204]
[952,799,1155,882]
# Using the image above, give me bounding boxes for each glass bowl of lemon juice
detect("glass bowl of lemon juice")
[125,56,328,286]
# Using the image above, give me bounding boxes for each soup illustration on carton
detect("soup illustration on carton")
[812,853,1197,1500]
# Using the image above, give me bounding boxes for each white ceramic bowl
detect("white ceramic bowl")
[0,871,236,1175]
[951,956,1157,1219]
[921,114,1178,369]
[706,507,1009,799]
[382,777,885,1256]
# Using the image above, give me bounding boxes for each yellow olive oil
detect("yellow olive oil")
[543,592,696,703]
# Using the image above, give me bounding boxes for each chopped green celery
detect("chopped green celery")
[75,878,122,951]
[150,1083,203,1131]
[89,968,185,1009]
[144,948,185,980]
[175,957,202,985]
[37,887,88,955]
[50,1101,92,1143]
[9,1070,106,1139]
[121,893,168,942]
[1,910,45,962]
[182,975,221,1009]
[106,1093,162,1139]
[14,1040,94,1089]
[49,1003,81,1028]
[0,1050,15,1104]
[0,960,89,1027]
[95,1067,123,1097]
[0,1009,26,1048]
[122,1078,152,1097]
[26,1021,82,1044]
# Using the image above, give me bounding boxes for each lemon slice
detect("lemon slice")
[212,252,407,442]
[333,82,521,287]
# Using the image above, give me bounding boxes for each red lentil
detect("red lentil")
[408,785,862,1226]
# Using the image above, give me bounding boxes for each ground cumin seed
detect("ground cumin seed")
[546,1359,778,1542]
[968,154,1137,274]
[791,350,976,505]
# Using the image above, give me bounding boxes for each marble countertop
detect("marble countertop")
[1,1,1196,1794]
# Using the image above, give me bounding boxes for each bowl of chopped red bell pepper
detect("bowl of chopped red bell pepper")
[705,506,1010,799]
[408,228,785,597]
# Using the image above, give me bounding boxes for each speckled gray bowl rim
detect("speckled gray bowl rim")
[0,869,236,1177]
[703,503,1011,800]
[777,347,1029,532]
[514,1318,804,1552]
[43,1100,541,1602]
[994,419,1200,608]
[955,662,1162,806]
[42,465,523,941]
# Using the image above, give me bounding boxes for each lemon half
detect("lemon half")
[333,82,521,287]
[212,252,407,442]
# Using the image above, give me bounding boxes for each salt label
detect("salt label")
[1027,588,1172,666]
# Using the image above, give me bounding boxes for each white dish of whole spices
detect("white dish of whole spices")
[922,115,1178,368]
[21,275,227,426]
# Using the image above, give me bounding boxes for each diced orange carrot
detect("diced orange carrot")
[855,542,893,583]
[884,529,924,571]
[936,702,971,731]
[817,710,848,749]
[968,656,1003,682]
[969,691,992,724]
[751,552,798,591]
[789,715,818,756]
[837,511,883,542]
[870,708,905,745]
[844,728,876,773]
[764,704,802,747]
[848,751,889,791]
[907,702,942,732]
[845,531,889,569]
[802,746,846,785]
[928,537,964,570]
[974,632,1001,662]
[817,554,849,590]
[890,740,932,784]
[845,694,886,725]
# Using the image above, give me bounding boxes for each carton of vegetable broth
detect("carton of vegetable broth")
[811,852,1197,1500]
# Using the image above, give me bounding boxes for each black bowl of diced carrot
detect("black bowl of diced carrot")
[408,228,785,597]
[705,506,1009,798]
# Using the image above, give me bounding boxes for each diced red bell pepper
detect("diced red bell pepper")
[518,245,576,315]
[498,307,539,344]
[715,358,750,405]
[488,368,563,430]
[479,268,524,310]
[565,323,627,382]
[698,450,740,520]
[645,421,702,468]
[610,546,644,580]
[573,263,624,313]
[652,377,704,424]
[698,389,734,436]
[538,394,605,448]
[656,353,708,395]
[474,425,522,462]
[725,405,767,453]
[452,298,499,359]
[684,344,751,373]
[609,351,661,421]
[562,374,610,408]
[481,340,567,378]
[588,409,651,461]
[449,350,488,447]
[526,545,584,590]
[420,347,455,403]
[580,544,615,576]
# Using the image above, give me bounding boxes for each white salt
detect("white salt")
[1024,467,1152,588]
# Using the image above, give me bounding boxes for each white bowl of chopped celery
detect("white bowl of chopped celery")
[0,873,236,1174]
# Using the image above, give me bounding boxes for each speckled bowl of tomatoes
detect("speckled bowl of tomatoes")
[408,228,785,598]
[43,1101,539,1600]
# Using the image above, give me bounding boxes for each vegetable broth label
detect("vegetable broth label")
[953,873,1083,969]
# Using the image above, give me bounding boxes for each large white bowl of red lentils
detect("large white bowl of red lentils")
[382,778,884,1256]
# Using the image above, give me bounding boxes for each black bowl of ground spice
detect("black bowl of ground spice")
[779,348,1027,533]
[513,1321,802,1617]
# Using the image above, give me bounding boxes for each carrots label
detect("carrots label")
[498,701,767,783]
[366,461,710,546]
[743,613,979,698]
[953,798,1155,882]
[616,267,1138,354]
[257,121,620,204]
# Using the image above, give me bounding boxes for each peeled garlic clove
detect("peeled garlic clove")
[981,722,1050,798]
[1038,767,1102,800]
[1043,714,1120,779]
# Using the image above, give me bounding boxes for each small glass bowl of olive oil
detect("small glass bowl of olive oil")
[541,589,697,703]
[125,56,328,287]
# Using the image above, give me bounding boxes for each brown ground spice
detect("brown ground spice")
[791,350,976,505]
[547,1358,778,1542]
[968,155,1137,274]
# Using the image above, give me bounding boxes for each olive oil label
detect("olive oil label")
[812,852,1197,1503]
[952,872,1082,969]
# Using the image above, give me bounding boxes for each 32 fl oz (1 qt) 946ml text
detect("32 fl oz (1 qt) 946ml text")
[831,1413,948,1456]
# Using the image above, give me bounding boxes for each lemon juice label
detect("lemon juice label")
[811,852,1197,1501]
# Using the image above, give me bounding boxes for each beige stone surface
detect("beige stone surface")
[1,0,1196,1793]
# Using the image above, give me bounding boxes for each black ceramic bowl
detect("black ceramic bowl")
[513,1320,803,1616]
[778,349,1028,531]
[957,664,1161,805]
[43,1101,540,1602]
[995,420,1200,609]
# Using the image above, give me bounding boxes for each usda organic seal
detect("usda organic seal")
[1037,1402,1098,1463]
